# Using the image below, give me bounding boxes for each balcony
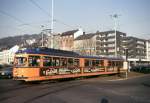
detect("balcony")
[96,46,115,50]
[98,35,115,40]
[99,41,115,45]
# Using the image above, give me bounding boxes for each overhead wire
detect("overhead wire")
[30,0,50,16]
[0,9,39,30]
[0,10,25,24]
[0,0,79,36]
[29,0,78,29]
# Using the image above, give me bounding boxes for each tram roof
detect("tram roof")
[80,55,124,61]
[16,47,124,61]
[16,47,80,57]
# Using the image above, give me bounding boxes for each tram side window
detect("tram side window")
[120,61,123,67]
[115,61,122,67]
[74,59,79,67]
[15,57,27,67]
[85,59,91,67]
[111,61,115,67]
[95,60,100,66]
[43,56,52,66]
[68,58,74,66]
[60,58,67,66]
[115,61,118,67]
[110,61,117,67]
[92,60,96,66]
[108,61,112,67]
[92,60,100,66]
[28,56,40,67]
[53,57,60,66]
[100,60,104,66]
[118,61,123,67]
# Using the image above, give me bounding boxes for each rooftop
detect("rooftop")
[61,29,78,36]
[97,30,126,36]
[74,33,95,40]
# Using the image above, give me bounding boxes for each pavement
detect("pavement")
[0,72,150,103]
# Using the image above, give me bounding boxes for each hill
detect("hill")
[0,34,48,50]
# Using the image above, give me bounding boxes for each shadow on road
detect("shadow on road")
[101,98,109,103]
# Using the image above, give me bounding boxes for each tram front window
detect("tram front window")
[15,57,27,67]
[28,56,40,67]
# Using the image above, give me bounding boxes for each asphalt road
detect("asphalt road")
[0,75,150,103]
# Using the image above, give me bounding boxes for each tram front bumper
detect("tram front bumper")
[13,76,28,80]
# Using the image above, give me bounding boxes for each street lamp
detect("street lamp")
[110,14,121,57]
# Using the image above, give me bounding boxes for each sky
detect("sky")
[0,0,150,39]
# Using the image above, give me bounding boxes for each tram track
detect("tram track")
[0,81,40,94]
[0,79,87,103]
[0,82,41,101]
[23,81,87,103]
[0,75,118,102]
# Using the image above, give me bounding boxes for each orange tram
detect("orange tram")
[13,47,126,82]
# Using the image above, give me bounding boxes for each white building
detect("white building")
[0,45,19,65]
[146,40,150,61]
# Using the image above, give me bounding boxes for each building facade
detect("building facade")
[0,45,19,65]
[121,36,146,59]
[74,33,96,55]
[96,31,126,56]
[146,40,150,60]
[47,29,149,65]
[74,30,127,56]
[60,29,83,51]
[48,34,61,49]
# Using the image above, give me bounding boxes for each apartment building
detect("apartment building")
[74,30,126,56]
[146,40,150,60]
[74,33,96,55]
[121,36,146,59]
[60,29,83,51]
[96,31,126,56]
[47,29,83,51]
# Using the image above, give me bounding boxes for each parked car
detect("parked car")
[0,67,13,78]
[131,65,150,73]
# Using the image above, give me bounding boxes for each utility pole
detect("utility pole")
[50,0,54,48]
[110,14,120,57]
[41,25,44,47]
[125,48,128,78]
[51,0,54,34]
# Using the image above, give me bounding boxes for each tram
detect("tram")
[13,47,125,82]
